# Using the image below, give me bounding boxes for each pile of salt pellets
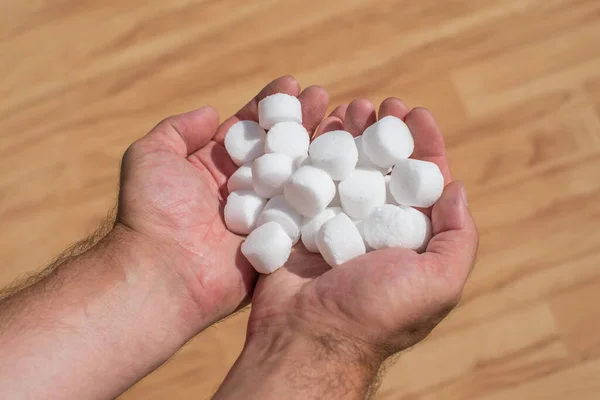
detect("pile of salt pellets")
[224,93,444,274]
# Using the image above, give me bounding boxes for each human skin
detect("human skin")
[0,76,477,400]
[0,76,330,399]
[213,100,478,399]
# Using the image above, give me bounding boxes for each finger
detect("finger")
[425,181,478,282]
[298,85,329,135]
[236,75,301,121]
[214,75,301,144]
[312,103,348,138]
[313,116,344,139]
[378,97,410,120]
[280,247,331,281]
[143,106,220,156]
[405,108,452,183]
[188,142,238,200]
[329,104,349,121]
[344,98,377,137]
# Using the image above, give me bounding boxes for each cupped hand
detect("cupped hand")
[116,76,330,330]
[247,99,479,366]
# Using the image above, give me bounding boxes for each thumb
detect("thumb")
[426,181,479,280]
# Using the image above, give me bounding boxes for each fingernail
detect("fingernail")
[460,184,468,206]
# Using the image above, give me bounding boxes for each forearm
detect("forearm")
[213,324,384,400]
[0,224,202,400]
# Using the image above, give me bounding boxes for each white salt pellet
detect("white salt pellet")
[294,156,311,171]
[317,213,366,267]
[227,163,254,193]
[352,218,374,252]
[224,191,267,235]
[300,207,343,253]
[362,116,414,168]
[224,120,266,166]
[384,175,398,205]
[364,205,432,252]
[252,153,296,199]
[257,195,303,244]
[329,182,342,207]
[283,166,336,217]
[409,207,433,253]
[338,169,386,220]
[355,135,391,175]
[241,222,292,274]
[390,159,444,208]
[258,93,303,130]
[265,122,310,163]
[308,130,358,181]
[299,157,312,167]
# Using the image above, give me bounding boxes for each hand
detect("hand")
[116,76,331,333]
[0,77,332,400]
[230,100,478,397]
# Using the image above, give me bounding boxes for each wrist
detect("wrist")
[100,222,207,341]
[214,318,384,400]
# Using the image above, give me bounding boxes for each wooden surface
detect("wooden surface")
[1,0,599,398]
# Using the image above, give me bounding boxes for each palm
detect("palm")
[122,143,232,250]
[251,245,446,349]
[116,76,331,325]
[119,135,252,319]
[248,98,478,357]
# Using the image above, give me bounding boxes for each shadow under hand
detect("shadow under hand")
[284,244,332,280]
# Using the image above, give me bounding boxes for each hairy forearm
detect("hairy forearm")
[213,324,384,400]
[0,223,201,400]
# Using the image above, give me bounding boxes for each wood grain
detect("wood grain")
[0,0,598,398]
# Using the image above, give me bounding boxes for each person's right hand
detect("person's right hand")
[214,100,479,399]
[116,76,330,337]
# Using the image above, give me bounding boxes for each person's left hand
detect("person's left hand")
[244,99,478,380]
[116,76,330,333]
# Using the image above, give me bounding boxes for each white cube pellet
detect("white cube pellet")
[299,156,312,168]
[362,116,414,168]
[265,122,310,163]
[224,120,266,166]
[364,205,432,252]
[300,207,343,253]
[257,195,303,244]
[390,159,444,208]
[295,155,309,169]
[252,153,296,199]
[284,166,336,217]
[258,93,303,130]
[224,191,267,235]
[241,222,292,274]
[352,218,374,252]
[355,136,391,175]
[338,169,386,220]
[308,130,358,181]
[227,163,254,193]
[329,182,342,207]
[408,207,433,253]
[384,175,398,205]
[317,213,366,267]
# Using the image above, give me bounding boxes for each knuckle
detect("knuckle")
[444,278,465,308]
[156,115,177,132]
[123,141,141,161]
[120,143,137,174]
[121,139,150,168]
